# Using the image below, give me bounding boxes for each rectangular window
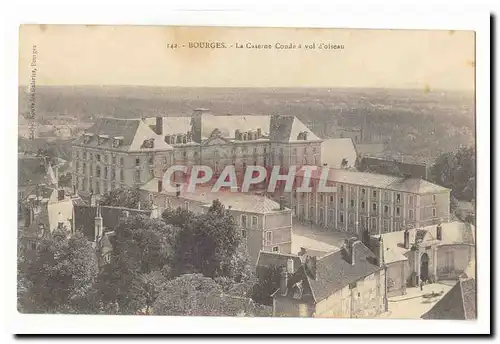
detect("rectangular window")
[350,199,355,208]
[135,170,141,182]
[372,190,377,198]
[432,194,436,202]
[340,197,344,205]
[329,195,334,202]
[265,231,273,245]
[251,216,258,228]
[370,217,377,231]
[372,203,377,211]
[348,213,354,225]
[409,195,414,205]
[361,201,365,210]
[432,208,436,217]
[394,221,401,231]
[384,205,389,215]
[103,155,108,163]
[383,219,389,232]
[104,166,108,180]
[120,169,124,182]
[409,209,414,220]
[241,215,247,227]
[361,188,366,196]
[396,207,401,217]
[241,229,247,239]
[396,193,401,204]
[340,185,344,193]
[96,154,101,162]
[272,246,279,253]
[112,155,116,165]
[384,192,389,201]
[350,186,355,194]
[339,212,344,224]
[148,155,154,165]
[135,158,140,166]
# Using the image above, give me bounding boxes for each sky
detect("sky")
[19,25,475,91]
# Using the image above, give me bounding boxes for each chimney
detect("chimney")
[54,165,59,188]
[157,180,163,193]
[344,237,358,265]
[57,189,65,201]
[257,128,262,138]
[280,266,288,296]
[376,236,384,267]
[436,224,442,241]
[176,183,181,197]
[94,203,103,242]
[279,196,285,210]
[305,256,317,280]
[155,117,163,135]
[403,229,410,249]
[286,258,294,274]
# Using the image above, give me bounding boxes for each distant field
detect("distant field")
[18,86,475,163]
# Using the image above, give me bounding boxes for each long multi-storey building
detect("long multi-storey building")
[288,168,451,234]
[71,109,322,195]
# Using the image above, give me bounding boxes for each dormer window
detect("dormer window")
[83,133,93,144]
[177,135,183,144]
[143,138,155,149]
[112,136,124,148]
[297,131,309,140]
[97,134,109,145]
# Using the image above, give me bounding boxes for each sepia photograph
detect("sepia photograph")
[11,13,490,334]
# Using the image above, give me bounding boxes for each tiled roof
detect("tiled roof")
[306,242,382,302]
[141,180,287,214]
[359,156,428,179]
[321,138,358,169]
[296,167,449,194]
[72,117,173,152]
[421,278,476,320]
[74,204,152,241]
[256,251,302,273]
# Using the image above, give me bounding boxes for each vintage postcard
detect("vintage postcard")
[17,24,478,326]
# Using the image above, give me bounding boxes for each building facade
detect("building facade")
[288,168,451,235]
[71,111,322,195]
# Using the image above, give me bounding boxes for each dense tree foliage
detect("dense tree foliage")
[167,200,240,278]
[251,265,281,306]
[152,273,228,316]
[100,188,153,210]
[18,231,99,314]
[95,215,176,314]
[429,147,475,201]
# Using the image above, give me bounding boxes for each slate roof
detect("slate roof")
[72,117,173,152]
[256,251,303,273]
[321,138,358,169]
[306,242,382,302]
[296,167,449,194]
[141,180,288,214]
[359,156,429,179]
[74,204,152,241]
[421,278,476,320]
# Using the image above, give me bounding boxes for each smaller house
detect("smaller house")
[272,238,387,318]
[378,221,475,295]
[421,278,476,320]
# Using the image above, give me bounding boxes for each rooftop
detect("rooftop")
[296,167,449,194]
[378,221,475,263]
[141,179,289,214]
[321,138,358,169]
[421,278,476,320]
